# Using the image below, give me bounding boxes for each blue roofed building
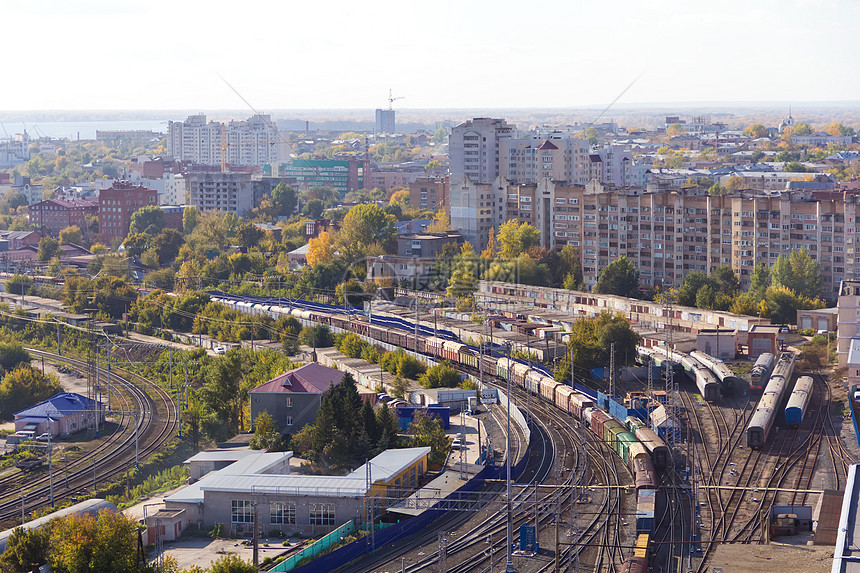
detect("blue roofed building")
[14,392,104,438]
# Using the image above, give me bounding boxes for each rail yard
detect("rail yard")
[205,291,859,572]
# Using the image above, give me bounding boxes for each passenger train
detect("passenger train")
[747,351,797,448]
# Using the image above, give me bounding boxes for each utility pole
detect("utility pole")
[438,532,447,573]
[169,348,173,390]
[48,433,53,507]
[609,342,616,398]
[505,342,515,573]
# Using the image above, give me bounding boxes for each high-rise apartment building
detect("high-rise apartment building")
[375,109,395,134]
[451,176,860,296]
[186,171,254,215]
[451,119,645,189]
[449,118,517,184]
[167,114,289,167]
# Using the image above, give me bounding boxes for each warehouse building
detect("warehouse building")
[164,447,430,537]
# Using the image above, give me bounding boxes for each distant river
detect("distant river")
[0,119,170,141]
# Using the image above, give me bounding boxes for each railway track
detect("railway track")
[0,349,179,526]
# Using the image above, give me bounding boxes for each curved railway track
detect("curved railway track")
[0,349,179,526]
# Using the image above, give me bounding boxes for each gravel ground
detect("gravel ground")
[709,536,833,572]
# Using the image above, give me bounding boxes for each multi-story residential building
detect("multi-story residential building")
[409,177,448,212]
[11,176,44,205]
[129,172,186,205]
[0,131,30,169]
[449,118,517,184]
[452,176,860,296]
[375,109,395,134]
[792,132,853,147]
[98,181,158,245]
[271,159,366,194]
[29,198,98,237]
[837,280,860,367]
[167,114,289,167]
[186,171,254,216]
[449,177,495,250]
[719,171,836,191]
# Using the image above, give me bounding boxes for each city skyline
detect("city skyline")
[3,0,858,111]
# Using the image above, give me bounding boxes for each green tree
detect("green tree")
[207,554,258,573]
[152,228,185,265]
[237,222,265,248]
[48,510,147,573]
[0,366,62,419]
[790,122,812,137]
[299,324,334,348]
[271,183,297,217]
[37,236,60,262]
[375,403,400,450]
[0,343,31,374]
[708,183,723,196]
[5,274,32,297]
[129,205,166,236]
[303,198,324,219]
[677,271,708,307]
[0,526,49,573]
[338,203,396,259]
[725,175,744,192]
[554,311,640,383]
[58,225,82,245]
[497,220,540,260]
[593,256,640,298]
[771,248,821,299]
[763,285,825,324]
[418,363,462,389]
[749,263,771,301]
[250,410,281,451]
[409,411,449,467]
[122,233,150,259]
[182,205,200,235]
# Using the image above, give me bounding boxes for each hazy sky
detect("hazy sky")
[3,0,858,111]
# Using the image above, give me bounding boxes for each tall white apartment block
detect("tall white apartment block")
[168,114,289,167]
[449,118,517,184]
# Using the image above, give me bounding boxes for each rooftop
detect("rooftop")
[166,447,430,503]
[848,339,860,367]
[833,464,860,572]
[14,392,101,420]
[249,363,345,394]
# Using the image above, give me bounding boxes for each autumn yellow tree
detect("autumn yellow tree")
[307,231,334,267]
[481,227,498,259]
[389,189,410,205]
[427,209,450,232]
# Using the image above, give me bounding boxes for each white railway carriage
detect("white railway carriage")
[747,393,779,448]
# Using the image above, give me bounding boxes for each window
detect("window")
[231,500,254,523]
[271,502,296,525]
[309,503,335,526]
[285,416,293,426]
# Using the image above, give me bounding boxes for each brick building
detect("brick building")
[409,176,449,212]
[29,198,98,237]
[98,181,158,245]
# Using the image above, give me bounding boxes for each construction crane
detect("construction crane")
[387,89,404,111]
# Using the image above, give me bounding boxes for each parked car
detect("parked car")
[36,433,52,442]
[213,346,226,355]
[451,438,462,450]
[15,430,35,439]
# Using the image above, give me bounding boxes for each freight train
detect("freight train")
[747,351,797,448]
[211,291,718,569]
